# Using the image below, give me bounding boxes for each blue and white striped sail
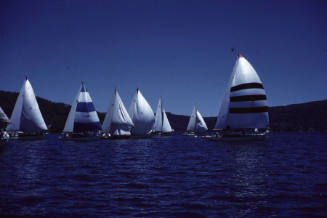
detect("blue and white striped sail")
[102,89,134,136]
[7,78,47,132]
[215,55,269,129]
[63,82,102,132]
[186,106,208,133]
[128,89,155,135]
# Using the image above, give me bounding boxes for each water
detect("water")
[0,132,327,217]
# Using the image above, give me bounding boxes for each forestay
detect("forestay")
[7,78,47,132]
[102,89,134,136]
[63,82,102,132]
[128,89,155,135]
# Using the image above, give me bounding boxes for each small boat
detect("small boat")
[185,106,208,135]
[212,54,270,141]
[60,81,102,141]
[6,77,47,140]
[128,89,155,137]
[0,106,10,146]
[152,98,174,135]
[102,89,134,139]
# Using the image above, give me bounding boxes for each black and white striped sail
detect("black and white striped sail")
[0,106,10,124]
[7,78,47,132]
[128,89,155,135]
[63,82,102,133]
[186,106,208,133]
[153,98,173,133]
[102,89,134,136]
[215,55,269,129]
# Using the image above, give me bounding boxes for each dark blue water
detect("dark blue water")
[0,132,327,217]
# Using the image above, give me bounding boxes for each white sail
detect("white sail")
[186,106,197,131]
[215,55,269,129]
[186,106,207,133]
[153,98,163,132]
[63,82,102,132]
[128,89,155,135]
[7,78,47,132]
[0,106,10,123]
[162,109,173,133]
[102,89,134,135]
[195,110,208,132]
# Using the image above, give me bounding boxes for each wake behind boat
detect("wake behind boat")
[212,54,270,141]
[60,81,102,141]
[6,77,48,140]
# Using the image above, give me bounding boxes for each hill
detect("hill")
[1,90,327,132]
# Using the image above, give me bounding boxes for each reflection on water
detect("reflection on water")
[0,133,327,216]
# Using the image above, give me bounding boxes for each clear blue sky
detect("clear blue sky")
[1,0,326,116]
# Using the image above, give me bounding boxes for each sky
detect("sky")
[0,0,326,116]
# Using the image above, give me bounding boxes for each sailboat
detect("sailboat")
[128,88,155,137]
[102,89,134,139]
[185,106,208,135]
[213,54,269,140]
[6,77,47,139]
[61,81,102,141]
[153,98,174,135]
[0,106,10,145]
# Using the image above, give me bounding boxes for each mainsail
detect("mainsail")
[153,98,173,133]
[102,89,134,136]
[215,55,269,129]
[63,82,102,132]
[128,89,155,135]
[186,106,208,133]
[7,78,47,132]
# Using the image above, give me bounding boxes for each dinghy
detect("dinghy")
[6,77,47,140]
[61,82,102,141]
[0,106,10,145]
[102,89,134,139]
[185,106,208,135]
[153,98,174,135]
[128,89,155,137]
[212,54,269,141]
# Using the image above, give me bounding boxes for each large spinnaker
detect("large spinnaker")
[215,55,269,130]
[7,78,47,132]
[63,82,102,133]
[128,89,155,135]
